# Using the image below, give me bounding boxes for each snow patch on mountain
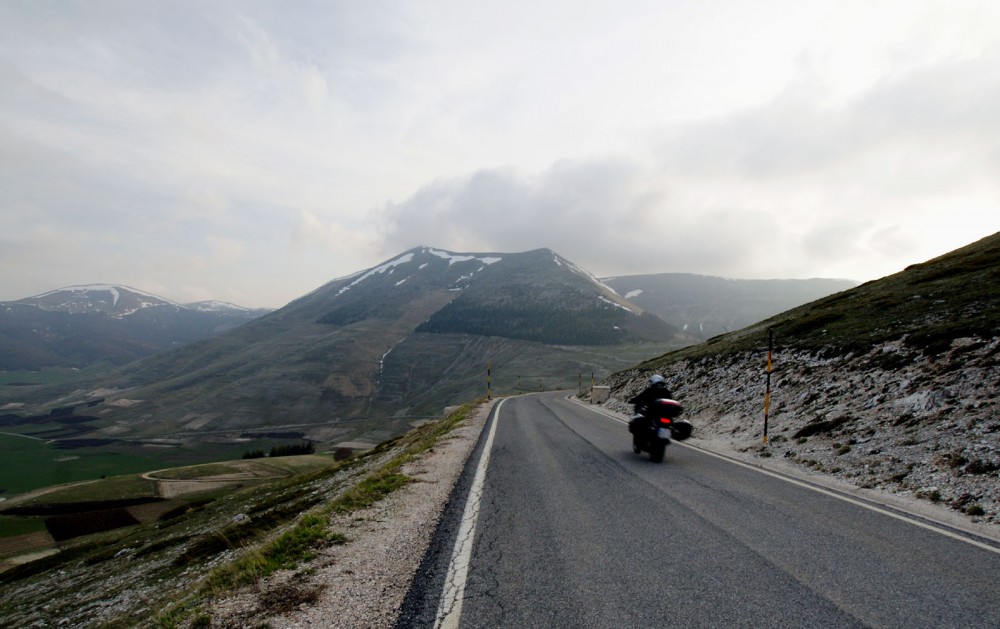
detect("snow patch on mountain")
[598,295,635,313]
[23,284,182,317]
[426,247,502,267]
[552,252,638,314]
[333,247,506,294]
[337,253,415,296]
[187,300,252,313]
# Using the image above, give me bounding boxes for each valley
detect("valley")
[0,235,996,627]
[0,248,696,500]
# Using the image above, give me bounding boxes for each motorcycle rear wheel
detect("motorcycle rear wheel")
[649,441,666,463]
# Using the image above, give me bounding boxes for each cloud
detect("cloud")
[1,1,999,306]
[378,159,657,259]
[377,46,1000,282]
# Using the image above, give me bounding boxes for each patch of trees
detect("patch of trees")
[242,442,316,459]
[45,509,140,541]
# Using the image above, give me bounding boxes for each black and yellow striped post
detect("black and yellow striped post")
[763,328,774,445]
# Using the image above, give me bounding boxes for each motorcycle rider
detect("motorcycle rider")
[630,374,673,412]
[628,374,673,444]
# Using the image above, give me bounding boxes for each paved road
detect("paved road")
[398,392,1000,628]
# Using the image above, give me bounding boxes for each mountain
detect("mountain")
[602,273,857,340]
[598,231,1000,524]
[0,285,272,370]
[1,237,996,627]
[16,284,181,317]
[410,248,675,344]
[0,247,681,448]
[185,300,269,315]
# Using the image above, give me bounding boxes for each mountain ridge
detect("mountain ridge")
[12,284,271,318]
[0,247,683,449]
[0,234,997,628]
[1,255,853,371]
[0,245,857,462]
[0,285,272,370]
[602,272,857,340]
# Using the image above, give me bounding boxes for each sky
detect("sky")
[1,1,998,308]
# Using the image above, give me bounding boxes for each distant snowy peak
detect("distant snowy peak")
[19,284,181,317]
[186,300,251,313]
[13,285,267,319]
[34,283,172,303]
[424,247,502,267]
[330,246,505,298]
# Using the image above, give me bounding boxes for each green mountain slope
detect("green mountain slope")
[416,248,676,344]
[0,247,679,454]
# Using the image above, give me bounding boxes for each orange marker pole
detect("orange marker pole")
[763,328,773,445]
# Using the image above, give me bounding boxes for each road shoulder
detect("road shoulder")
[206,399,495,628]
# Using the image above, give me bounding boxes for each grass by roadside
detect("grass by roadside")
[0,400,485,628]
[153,399,483,628]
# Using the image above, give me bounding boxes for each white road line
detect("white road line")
[689,443,1000,555]
[573,399,1000,556]
[435,397,506,629]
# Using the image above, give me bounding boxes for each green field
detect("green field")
[0,515,47,537]
[0,452,340,548]
[0,435,158,497]
[0,434,299,500]
[0,366,113,396]
[19,474,158,506]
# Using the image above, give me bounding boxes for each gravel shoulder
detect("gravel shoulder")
[206,399,495,628]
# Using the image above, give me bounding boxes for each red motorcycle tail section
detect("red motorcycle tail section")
[652,398,684,419]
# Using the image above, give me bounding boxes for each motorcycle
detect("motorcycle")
[628,398,692,462]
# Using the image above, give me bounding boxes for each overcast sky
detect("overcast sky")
[1,1,998,308]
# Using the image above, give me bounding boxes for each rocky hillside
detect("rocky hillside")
[598,232,1000,527]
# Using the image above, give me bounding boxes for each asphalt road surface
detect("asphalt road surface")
[397,392,1000,628]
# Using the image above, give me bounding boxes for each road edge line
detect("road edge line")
[434,397,505,628]
[687,443,1000,555]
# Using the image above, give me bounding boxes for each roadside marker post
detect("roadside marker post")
[487,362,491,400]
[764,328,773,445]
